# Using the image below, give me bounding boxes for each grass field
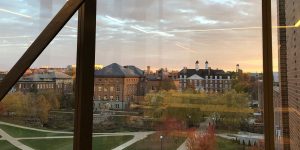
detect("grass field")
[0,121,246,150]
[20,136,133,150]
[0,124,71,137]
[124,132,246,150]
[124,133,186,150]
[0,122,134,150]
[216,137,245,150]
[0,140,20,150]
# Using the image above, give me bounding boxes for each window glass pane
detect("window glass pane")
[94,0,264,149]
[273,0,300,149]
[0,0,73,71]
[0,1,77,149]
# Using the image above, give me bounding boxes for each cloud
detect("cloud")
[0,0,270,72]
[191,16,219,25]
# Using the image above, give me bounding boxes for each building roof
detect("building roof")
[95,63,143,78]
[124,65,144,76]
[179,68,228,78]
[21,71,71,82]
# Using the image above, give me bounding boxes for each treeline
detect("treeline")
[0,92,73,124]
[142,90,252,131]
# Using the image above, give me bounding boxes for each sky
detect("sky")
[0,0,281,72]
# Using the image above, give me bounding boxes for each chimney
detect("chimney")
[236,64,240,72]
[205,61,209,69]
[195,60,199,71]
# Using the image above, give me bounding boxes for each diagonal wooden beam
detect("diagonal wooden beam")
[0,0,85,101]
[73,0,96,149]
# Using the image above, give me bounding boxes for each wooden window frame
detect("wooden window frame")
[0,0,275,149]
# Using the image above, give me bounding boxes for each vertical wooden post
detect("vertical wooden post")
[262,0,275,149]
[73,0,96,149]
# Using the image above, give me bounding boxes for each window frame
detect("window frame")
[0,0,275,149]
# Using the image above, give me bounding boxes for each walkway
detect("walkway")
[0,121,154,150]
[0,129,34,150]
[112,131,154,150]
[177,139,188,150]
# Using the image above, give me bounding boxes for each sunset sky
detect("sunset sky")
[0,0,281,72]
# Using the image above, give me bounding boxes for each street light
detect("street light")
[160,135,163,150]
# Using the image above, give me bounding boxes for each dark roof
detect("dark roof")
[179,68,228,78]
[95,63,143,78]
[124,66,144,76]
[21,71,71,81]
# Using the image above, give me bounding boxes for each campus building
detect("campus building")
[178,61,232,93]
[14,71,73,94]
[93,63,145,111]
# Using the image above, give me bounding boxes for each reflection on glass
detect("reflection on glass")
[93,0,264,149]
[0,1,77,150]
[274,0,300,150]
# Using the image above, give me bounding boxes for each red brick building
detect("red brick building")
[93,63,145,110]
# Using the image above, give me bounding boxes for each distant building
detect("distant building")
[93,63,145,111]
[67,64,103,71]
[178,61,232,93]
[144,68,179,93]
[15,71,73,94]
[257,80,263,110]
[274,85,283,144]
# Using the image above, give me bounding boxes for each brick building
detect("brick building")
[178,61,232,93]
[144,68,179,93]
[93,63,145,111]
[277,0,300,149]
[14,71,73,94]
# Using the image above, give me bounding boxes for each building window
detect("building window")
[110,86,114,92]
[116,96,119,101]
[98,86,102,91]
[110,96,114,100]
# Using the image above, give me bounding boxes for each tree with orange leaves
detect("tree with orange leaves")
[186,125,216,150]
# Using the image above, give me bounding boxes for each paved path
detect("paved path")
[0,129,34,150]
[112,131,154,150]
[177,139,188,150]
[216,134,236,140]
[0,121,154,150]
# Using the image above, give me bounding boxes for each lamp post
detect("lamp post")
[160,135,163,150]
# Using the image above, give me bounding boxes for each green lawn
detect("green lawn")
[0,140,20,150]
[124,133,246,150]
[216,137,245,150]
[124,133,186,150]
[20,136,133,150]
[0,124,72,138]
